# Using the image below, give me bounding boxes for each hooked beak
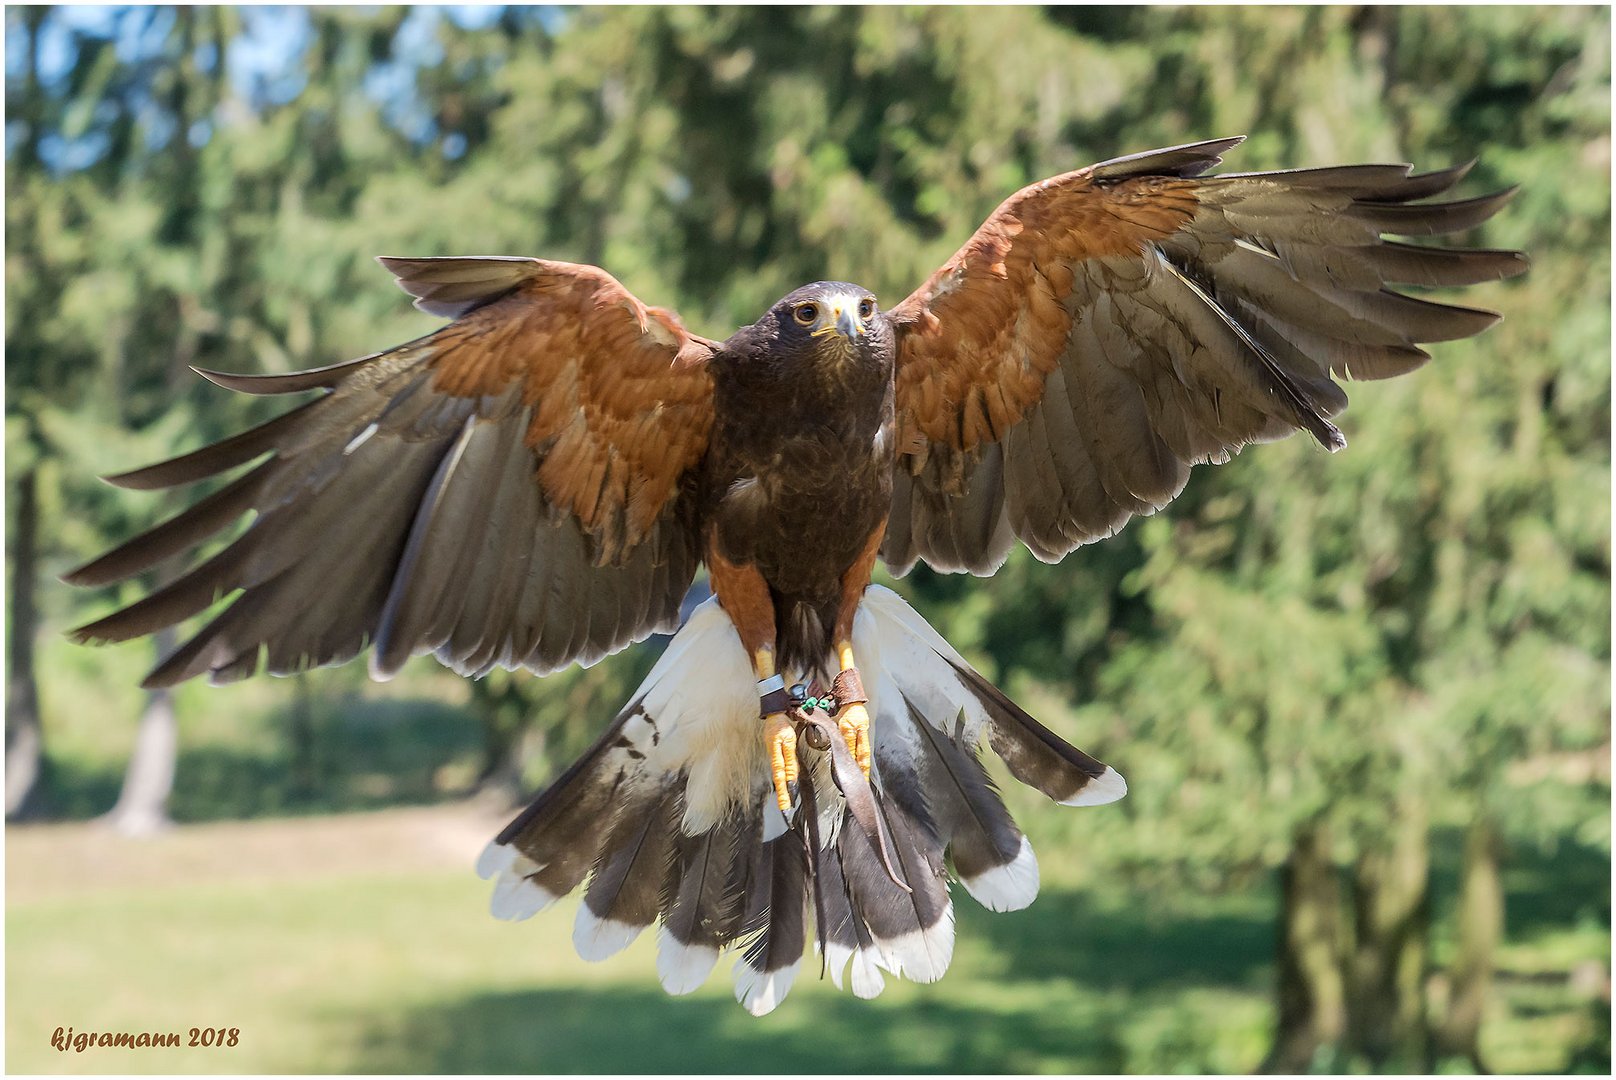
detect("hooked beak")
[832,304,862,339]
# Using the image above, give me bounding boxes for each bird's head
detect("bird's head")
[756,281,891,374]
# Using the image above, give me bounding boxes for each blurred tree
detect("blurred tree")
[6,463,45,818]
[5,6,53,819]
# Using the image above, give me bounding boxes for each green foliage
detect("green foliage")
[5,5,1608,1072]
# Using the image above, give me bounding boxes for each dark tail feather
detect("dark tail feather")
[835,787,954,983]
[899,696,1039,911]
[732,832,809,1015]
[574,787,683,961]
[811,828,888,998]
[947,657,1127,807]
[657,816,750,995]
[480,696,650,922]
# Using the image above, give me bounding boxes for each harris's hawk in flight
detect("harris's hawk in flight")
[70,138,1524,1013]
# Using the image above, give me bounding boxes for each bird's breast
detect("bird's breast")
[707,409,895,601]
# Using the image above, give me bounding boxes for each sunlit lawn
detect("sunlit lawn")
[7,806,1279,1075]
[7,804,1607,1074]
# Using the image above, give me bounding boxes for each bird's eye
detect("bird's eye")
[793,303,819,326]
[858,298,876,320]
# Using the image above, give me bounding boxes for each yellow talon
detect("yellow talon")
[836,700,872,780]
[765,712,798,813]
[833,641,871,779]
[753,647,797,813]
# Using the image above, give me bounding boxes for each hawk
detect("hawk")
[69,138,1524,1014]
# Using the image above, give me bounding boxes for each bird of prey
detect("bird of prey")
[69,137,1524,1014]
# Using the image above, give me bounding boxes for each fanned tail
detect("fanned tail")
[478,585,1125,1014]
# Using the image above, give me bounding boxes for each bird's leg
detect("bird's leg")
[832,640,871,780]
[707,540,796,813]
[829,521,886,782]
[755,648,798,814]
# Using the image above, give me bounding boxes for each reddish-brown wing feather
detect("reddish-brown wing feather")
[890,169,1201,453]
[884,137,1525,576]
[405,258,717,553]
[67,257,718,687]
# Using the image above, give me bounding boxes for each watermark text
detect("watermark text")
[51,1026,239,1052]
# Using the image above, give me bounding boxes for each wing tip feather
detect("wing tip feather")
[1090,135,1247,181]
[100,459,195,491]
[59,563,103,589]
[192,366,263,392]
[191,365,334,395]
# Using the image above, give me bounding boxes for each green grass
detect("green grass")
[7,817,1272,1074]
[7,808,1608,1074]
[1483,843,1612,1074]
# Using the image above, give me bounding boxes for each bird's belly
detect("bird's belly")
[713,442,892,602]
[757,487,887,597]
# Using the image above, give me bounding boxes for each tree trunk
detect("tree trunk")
[479,722,546,808]
[6,468,48,820]
[1345,797,1433,1070]
[99,629,179,836]
[471,673,543,807]
[1434,814,1502,1071]
[1262,822,1348,1072]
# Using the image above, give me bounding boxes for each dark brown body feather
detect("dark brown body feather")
[704,282,897,675]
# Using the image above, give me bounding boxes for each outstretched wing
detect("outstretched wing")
[884,137,1527,575]
[68,257,719,687]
